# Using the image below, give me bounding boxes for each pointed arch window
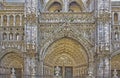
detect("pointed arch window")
[115,32,119,40]
[69,2,81,12]
[16,15,20,26]
[22,33,25,40]
[3,33,7,40]
[22,15,24,26]
[3,15,7,26]
[48,2,62,12]
[114,13,118,24]
[9,33,13,40]
[9,15,14,26]
[16,33,20,40]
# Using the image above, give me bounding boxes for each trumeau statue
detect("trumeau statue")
[11,68,16,78]
[113,69,118,78]
[55,66,60,76]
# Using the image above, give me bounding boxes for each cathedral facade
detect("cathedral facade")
[0,0,120,78]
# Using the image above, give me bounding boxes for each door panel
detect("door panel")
[54,66,73,78]
[15,68,22,78]
[65,67,73,78]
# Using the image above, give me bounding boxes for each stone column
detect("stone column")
[36,58,44,78]
[1,15,3,26]
[96,53,110,78]
[118,12,120,25]
[7,15,10,26]
[87,61,95,78]
[31,57,36,78]
[6,32,9,41]
[103,56,110,78]
[24,55,30,76]
[13,33,15,41]
[13,15,16,26]
[112,12,114,25]
[20,14,22,26]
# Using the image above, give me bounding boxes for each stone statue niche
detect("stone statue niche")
[54,66,62,78]
[11,68,16,78]
[112,69,118,78]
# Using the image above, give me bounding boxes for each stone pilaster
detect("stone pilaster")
[95,0,111,78]
[36,54,44,77]
[24,56,31,75]
[20,14,22,26]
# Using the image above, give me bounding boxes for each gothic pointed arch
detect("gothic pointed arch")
[0,48,24,78]
[44,0,63,12]
[39,25,94,64]
[43,37,89,77]
[0,52,23,68]
[111,53,120,76]
[69,0,86,12]
[0,48,24,60]
[69,1,82,12]
[3,15,7,26]
[44,37,88,65]
[9,15,14,26]
[114,13,118,24]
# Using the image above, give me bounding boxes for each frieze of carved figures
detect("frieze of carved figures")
[39,13,95,23]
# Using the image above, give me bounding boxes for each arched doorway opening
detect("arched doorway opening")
[111,53,120,77]
[44,38,88,78]
[0,52,23,78]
